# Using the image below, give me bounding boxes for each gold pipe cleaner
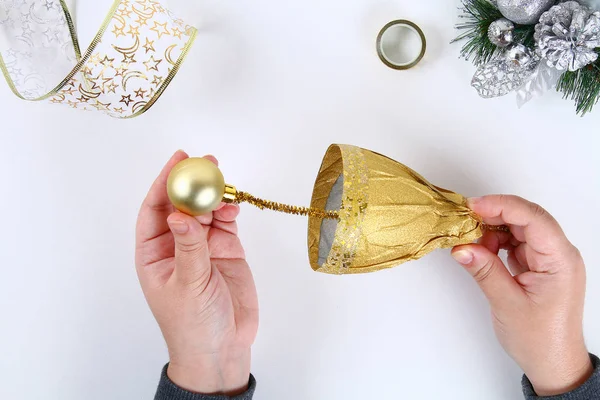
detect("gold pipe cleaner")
[234,191,340,220]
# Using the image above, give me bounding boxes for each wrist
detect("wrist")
[167,348,251,396]
[528,346,593,397]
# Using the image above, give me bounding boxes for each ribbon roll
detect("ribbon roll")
[0,0,196,118]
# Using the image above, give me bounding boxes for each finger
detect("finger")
[211,204,240,235]
[204,154,218,166]
[212,220,238,235]
[468,195,568,254]
[514,244,529,268]
[513,242,554,273]
[137,150,188,244]
[510,235,521,247]
[214,204,240,223]
[499,242,516,251]
[479,231,500,254]
[503,224,527,243]
[195,213,214,226]
[507,250,529,276]
[208,229,245,259]
[167,212,212,286]
[452,244,524,308]
[479,230,512,255]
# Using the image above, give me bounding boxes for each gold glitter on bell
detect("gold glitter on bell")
[307,144,484,275]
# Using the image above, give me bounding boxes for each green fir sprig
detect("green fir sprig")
[452,0,535,65]
[557,55,600,116]
[452,0,502,65]
[513,25,535,48]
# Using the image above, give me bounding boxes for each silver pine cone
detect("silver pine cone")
[534,1,600,71]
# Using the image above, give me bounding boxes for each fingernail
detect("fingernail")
[168,219,189,234]
[452,250,473,265]
[467,197,482,208]
[203,155,218,166]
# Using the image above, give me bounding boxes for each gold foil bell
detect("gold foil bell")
[308,144,484,275]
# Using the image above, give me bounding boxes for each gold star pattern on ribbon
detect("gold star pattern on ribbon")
[120,94,133,106]
[143,55,162,72]
[127,25,140,37]
[100,56,115,68]
[151,75,163,87]
[0,0,197,118]
[112,24,126,38]
[150,21,170,38]
[143,38,155,53]
[134,88,147,98]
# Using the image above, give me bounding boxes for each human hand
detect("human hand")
[451,195,593,396]
[135,151,259,396]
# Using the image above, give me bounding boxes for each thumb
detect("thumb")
[167,213,211,286]
[452,244,524,308]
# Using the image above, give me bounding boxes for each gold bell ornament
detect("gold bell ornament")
[167,144,506,275]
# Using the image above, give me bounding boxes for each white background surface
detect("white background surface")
[1,1,599,399]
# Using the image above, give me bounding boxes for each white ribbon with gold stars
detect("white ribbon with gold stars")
[0,0,196,118]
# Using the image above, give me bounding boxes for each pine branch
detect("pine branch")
[557,58,600,116]
[452,0,502,65]
[452,0,536,65]
[513,25,535,48]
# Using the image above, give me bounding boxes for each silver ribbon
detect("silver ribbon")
[515,61,563,107]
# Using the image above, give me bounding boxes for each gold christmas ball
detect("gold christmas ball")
[167,158,226,216]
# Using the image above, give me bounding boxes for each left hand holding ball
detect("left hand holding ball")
[136,151,258,396]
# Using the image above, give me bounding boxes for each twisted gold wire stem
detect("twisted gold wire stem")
[482,224,511,233]
[235,191,339,219]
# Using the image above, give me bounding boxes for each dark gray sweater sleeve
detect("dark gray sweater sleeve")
[522,354,600,399]
[154,364,255,400]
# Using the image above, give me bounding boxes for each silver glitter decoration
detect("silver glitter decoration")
[578,1,600,11]
[505,43,534,66]
[471,47,539,98]
[488,18,515,47]
[535,1,600,71]
[497,0,556,25]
